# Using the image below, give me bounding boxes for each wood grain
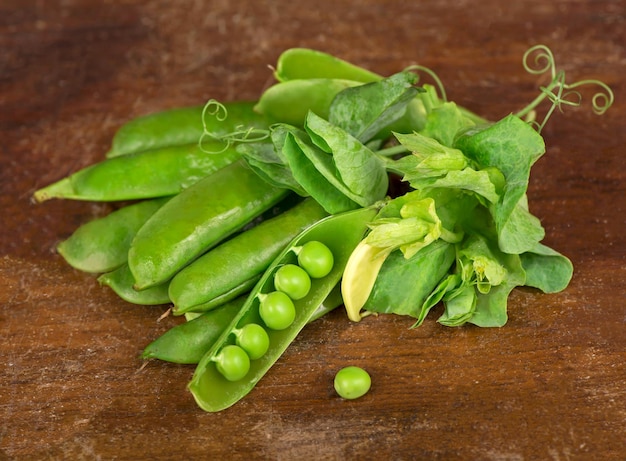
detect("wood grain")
[1,1,624,459]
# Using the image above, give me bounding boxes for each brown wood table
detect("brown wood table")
[1,1,624,459]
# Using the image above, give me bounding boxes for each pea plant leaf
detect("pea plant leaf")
[328,71,422,143]
[465,245,526,327]
[408,168,500,204]
[419,101,476,147]
[454,114,546,254]
[365,196,444,259]
[391,131,469,177]
[361,240,456,318]
[304,111,388,207]
[438,284,477,327]
[519,242,573,293]
[281,129,360,214]
[237,134,308,196]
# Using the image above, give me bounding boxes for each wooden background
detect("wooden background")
[1,0,624,459]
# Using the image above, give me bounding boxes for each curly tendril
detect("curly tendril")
[403,64,448,103]
[199,99,270,154]
[516,44,614,132]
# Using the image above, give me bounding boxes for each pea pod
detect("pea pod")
[255,77,428,136]
[142,285,343,365]
[98,264,171,305]
[33,142,239,202]
[274,48,381,83]
[128,159,289,290]
[188,205,377,412]
[169,198,328,315]
[106,101,268,158]
[56,197,171,273]
[253,78,361,126]
[142,296,247,364]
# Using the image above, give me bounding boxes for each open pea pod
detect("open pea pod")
[188,206,377,412]
[143,283,344,365]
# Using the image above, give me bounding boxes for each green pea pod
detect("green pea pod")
[142,296,246,364]
[98,264,171,305]
[255,77,427,137]
[33,142,239,202]
[169,198,328,315]
[274,48,381,83]
[106,101,267,158]
[128,159,289,290]
[188,205,377,412]
[143,283,344,365]
[253,78,361,126]
[183,276,262,314]
[56,197,171,273]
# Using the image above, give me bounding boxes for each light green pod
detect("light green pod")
[98,264,171,305]
[106,101,268,158]
[33,142,239,202]
[274,48,381,83]
[128,159,289,290]
[56,197,171,273]
[253,78,361,126]
[169,198,328,315]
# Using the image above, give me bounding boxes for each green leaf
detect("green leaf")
[420,101,476,147]
[458,234,509,292]
[365,196,443,259]
[520,242,573,293]
[329,71,421,143]
[414,273,462,327]
[238,138,308,196]
[454,115,546,254]
[439,285,477,326]
[304,111,388,207]
[394,131,468,176]
[282,131,359,214]
[362,240,456,317]
[468,251,526,327]
[408,168,500,204]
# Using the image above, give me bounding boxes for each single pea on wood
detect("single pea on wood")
[334,366,371,400]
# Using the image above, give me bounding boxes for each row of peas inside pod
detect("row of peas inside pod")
[212,240,334,381]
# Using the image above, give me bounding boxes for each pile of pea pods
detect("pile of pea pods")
[35,46,590,411]
[34,49,417,411]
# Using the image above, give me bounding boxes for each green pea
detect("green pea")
[169,198,327,315]
[258,291,296,331]
[334,366,371,400]
[273,264,311,300]
[295,240,334,279]
[128,159,289,290]
[233,324,270,360]
[213,345,251,382]
[106,101,268,158]
[188,206,378,412]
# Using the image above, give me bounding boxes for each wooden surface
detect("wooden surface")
[1,1,625,459]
